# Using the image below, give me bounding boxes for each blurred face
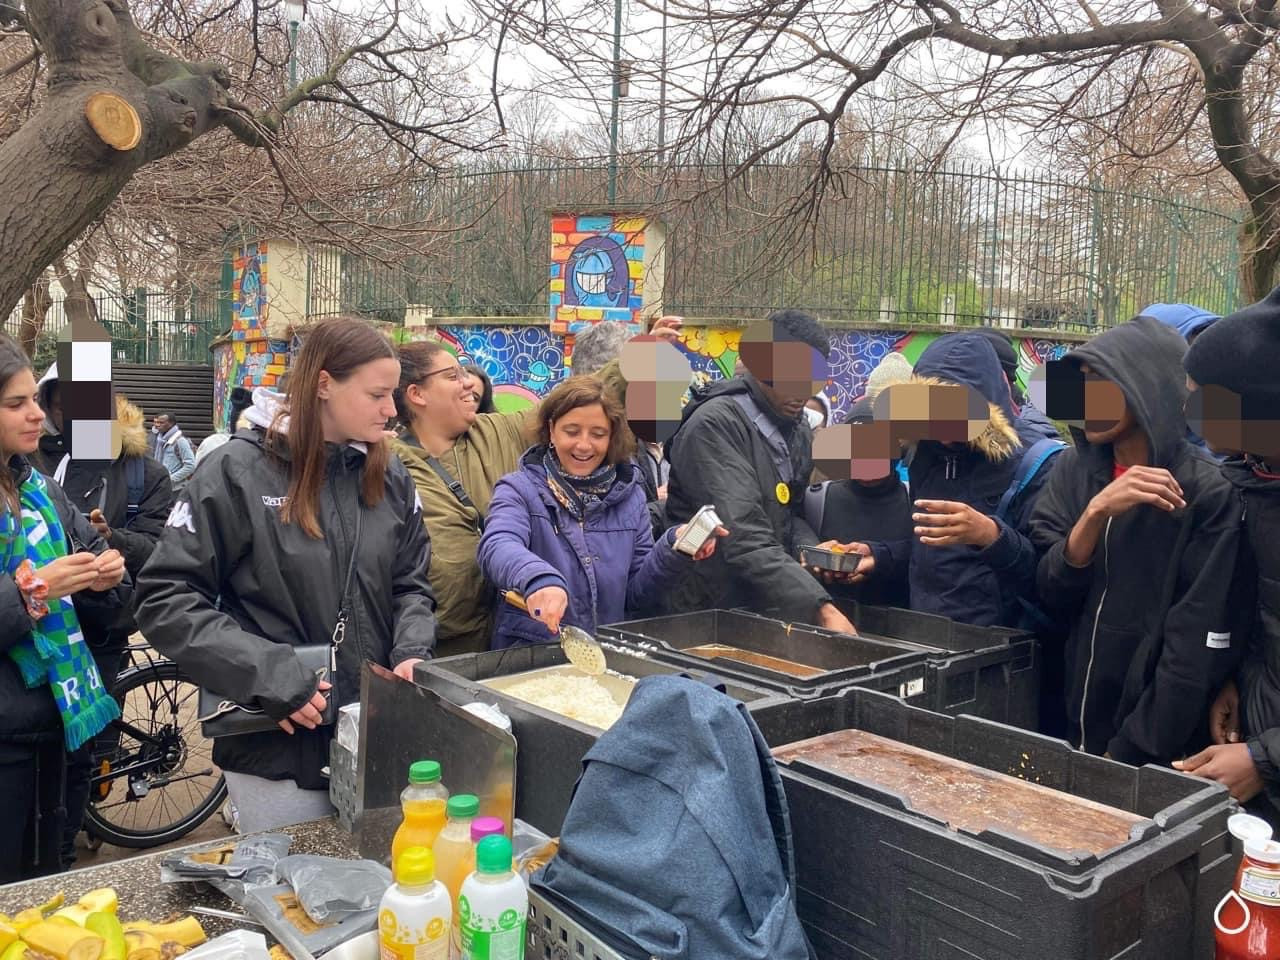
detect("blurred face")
[44,382,62,433]
[0,369,46,459]
[405,352,477,438]
[1079,362,1136,445]
[318,357,401,445]
[550,403,612,476]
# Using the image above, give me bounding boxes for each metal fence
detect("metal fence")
[304,161,1244,333]
[4,285,225,368]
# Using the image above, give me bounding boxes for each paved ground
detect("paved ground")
[70,810,233,868]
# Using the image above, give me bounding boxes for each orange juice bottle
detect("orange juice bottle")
[391,760,449,877]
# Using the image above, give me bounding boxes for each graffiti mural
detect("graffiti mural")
[231,242,268,339]
[212,319,1077,427]
[549,215,646,338]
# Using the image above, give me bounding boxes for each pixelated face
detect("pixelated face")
[58,319,120,459]
[550,402,612,475]
[1185,377,1280,459]
[318,357,401,444]
[619,336,691,444]
[0,368,46,459]
[738,321,829,418]
[1031,360,1134,443]
[812,420,899,482]
[871,382,987,446]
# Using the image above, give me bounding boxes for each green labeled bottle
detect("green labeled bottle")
[459,835,526,960]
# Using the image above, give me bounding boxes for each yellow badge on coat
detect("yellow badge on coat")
[775,482,791,505]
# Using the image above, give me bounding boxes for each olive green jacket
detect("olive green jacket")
[392,412,530,656]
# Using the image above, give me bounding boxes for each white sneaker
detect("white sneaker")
[221,800,240,833]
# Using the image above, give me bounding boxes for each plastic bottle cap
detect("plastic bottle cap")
[1245,838,1280,865]
[397,846,436,885]
[1229,813,1273,844]
[409,760,442,784]
[475,834,513,874]
[471,817,505,843]
[447,794,480,819]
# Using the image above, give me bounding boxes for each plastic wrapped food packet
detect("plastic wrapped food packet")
[182,930,271,960]
[161,834,292,884]
[273,856,392,924]
[512,819,558,881]
[241,884,378,960]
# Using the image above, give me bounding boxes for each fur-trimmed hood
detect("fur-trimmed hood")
[911,334,1021,462]
[115,394,150,458]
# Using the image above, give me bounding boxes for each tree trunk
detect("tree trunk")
[0,0,237,318]
[1239,199,1280,304]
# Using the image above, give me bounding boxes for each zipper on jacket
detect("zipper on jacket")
[1078,517,1113,752]
[578,517,601,633]
[945,455,958,481]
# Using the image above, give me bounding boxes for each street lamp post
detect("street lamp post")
[658,0,667,162]
[607,0,622,205]
[284,0,305,90]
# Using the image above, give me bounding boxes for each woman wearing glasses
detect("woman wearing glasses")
[392,342,531,657]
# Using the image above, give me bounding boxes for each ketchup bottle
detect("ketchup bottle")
[1216,836,1280,959]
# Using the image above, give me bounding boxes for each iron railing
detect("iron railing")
[304,161,1244,333]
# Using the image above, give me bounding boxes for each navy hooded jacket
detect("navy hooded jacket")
[868,334,1060,627]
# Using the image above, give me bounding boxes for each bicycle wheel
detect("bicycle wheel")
[84,659,227,849]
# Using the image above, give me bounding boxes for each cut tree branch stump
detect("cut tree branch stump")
[85,92,141,151]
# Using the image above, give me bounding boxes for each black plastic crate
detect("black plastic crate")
[835,600,1041,729]
[751,688,1233,960]
[412,643,790,836]
[597,609,936,699]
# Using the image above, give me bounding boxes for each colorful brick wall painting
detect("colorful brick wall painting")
[550,215,647,337]
[210,336,293,430]
[231,242,268,340]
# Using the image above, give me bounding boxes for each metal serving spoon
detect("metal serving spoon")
[501,590,607,676]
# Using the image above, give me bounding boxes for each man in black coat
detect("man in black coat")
[663,310,857,634]
[1176,286,1280,821]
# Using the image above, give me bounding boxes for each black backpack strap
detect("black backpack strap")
[423,455,484,535]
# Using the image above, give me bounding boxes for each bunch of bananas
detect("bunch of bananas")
[0,891,206,960]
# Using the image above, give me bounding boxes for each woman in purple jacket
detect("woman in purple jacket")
[478,376,724,648]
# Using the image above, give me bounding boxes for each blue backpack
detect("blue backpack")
[532,675,814,960]
[997,436,1067,632]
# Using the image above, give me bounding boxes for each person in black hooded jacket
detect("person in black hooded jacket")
[1173,286,1280,819]
[1029,315,1242,766]
[851,333,1061,629]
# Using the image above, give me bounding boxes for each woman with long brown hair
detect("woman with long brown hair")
[137,317,438,833]
[0,334,129,881]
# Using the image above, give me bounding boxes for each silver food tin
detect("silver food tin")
[798,544,865,573]
[674,504,723,556]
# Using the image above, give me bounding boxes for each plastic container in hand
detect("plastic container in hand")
[460,835,527,960]
[378,847,451,960]
[391,761,450,877]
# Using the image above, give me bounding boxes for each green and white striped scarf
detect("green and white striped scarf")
[3,470,120,751]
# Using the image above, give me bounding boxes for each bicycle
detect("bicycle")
[82,642,228,849]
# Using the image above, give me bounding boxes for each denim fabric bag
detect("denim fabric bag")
[532,674,814,960]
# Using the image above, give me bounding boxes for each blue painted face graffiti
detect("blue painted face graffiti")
[565,236,630,308]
